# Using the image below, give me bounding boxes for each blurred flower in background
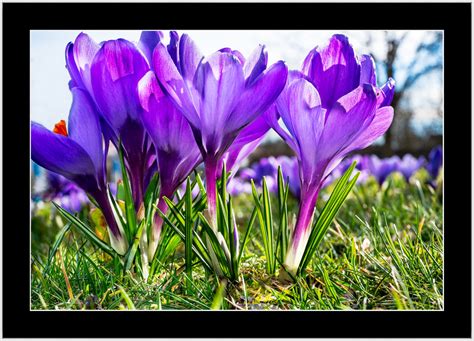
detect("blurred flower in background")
[31,163,89,213]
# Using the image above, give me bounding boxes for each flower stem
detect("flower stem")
[205,158,218,230]
[283,188,319,276]
[148,194,169,260]
[93,189,127,255]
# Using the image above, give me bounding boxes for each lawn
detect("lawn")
[31,170,443,310]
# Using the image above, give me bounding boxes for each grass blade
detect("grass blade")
[53,202,115,256]
[43,221,72,275]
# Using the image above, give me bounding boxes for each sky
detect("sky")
[30,30,443,136]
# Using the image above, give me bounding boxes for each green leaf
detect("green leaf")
[262,177,276,273]
[198,212,231,277]
[163,196,186,227]
[53,202,115,256]
[227,197,238,280]
[106,185,127,234]
[158,208,212,271]
[277,167,290,264]
[238,207,257,264]
[43,221,72,275]
[251,177,275,275]
[184,177,194,283]
[144,172,160,206]
[297,162,359,275]
[217,193,229,241]
[124,220,146,273]
[117,285,135,310]
[118,142,137,241]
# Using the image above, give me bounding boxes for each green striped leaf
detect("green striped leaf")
[53,202,115,256]
[118,143,136,242]
[297,161,359,275]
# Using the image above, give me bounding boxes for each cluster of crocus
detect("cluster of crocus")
[34,31,446,280]
[31,30,288,269]
[153,32,288,227]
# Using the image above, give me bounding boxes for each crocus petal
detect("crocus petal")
[377,78,396,107]
[91,39,149,131]
[153,42,201,128]
[243,45,268,86]
[220,114,270,176]
[167,31,180,69]
[68,33,100,94]
[138,71,202,194]
[359,54,377,85]
[229,61,288,133]
[346,106,394,152]
[179,33,204,82]
[195,51,245,153]
[139,71,196,154]
[31,122,98,192]
[267,71,306,154]
[320,84,377,158]
[302,34,360,109]
[276,78,325,165]
[138,30,163,66]
[68,87,104,178]
[65,42,82,90]
[266,103,299,154]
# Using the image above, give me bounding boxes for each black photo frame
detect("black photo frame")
[3,2,471,338]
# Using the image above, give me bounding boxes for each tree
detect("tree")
[371,31,443,151]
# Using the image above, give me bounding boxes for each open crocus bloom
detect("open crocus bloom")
[153,31,288,227]
[138,70,202,260]
[270,34,395,275]
[90,37,156,210]
[31,88,127,255]
[66,32,156,210]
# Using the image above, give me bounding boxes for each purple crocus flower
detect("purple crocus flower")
[31,88,127,254]
[66,32,156,210]
[138,70,202,259]
[153,31,288,227]
[239,156,280,193]
[397,154,426,182]
[270,35,395,275]
[227,177,252,196]
[45,172,89,213]
[367,155,400,184]
[239,157,277,182]
[89,36,156,210]
[426,145,443,180]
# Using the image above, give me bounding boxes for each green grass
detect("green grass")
[31,170,443,310]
